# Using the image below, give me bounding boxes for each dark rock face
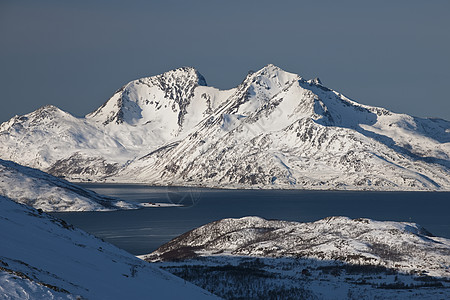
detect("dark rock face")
[47,153,119,179]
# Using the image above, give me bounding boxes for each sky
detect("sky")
[1,0,449,123]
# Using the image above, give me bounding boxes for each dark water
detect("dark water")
[52,184,450,255]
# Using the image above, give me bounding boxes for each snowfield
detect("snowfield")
[0,158,139,212]
[143,216,450,299]
[0,65,449,190]
[0,195,217,299]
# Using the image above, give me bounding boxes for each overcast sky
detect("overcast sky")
[1,0,449,123]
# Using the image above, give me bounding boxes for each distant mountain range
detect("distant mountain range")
[1,65,449,190]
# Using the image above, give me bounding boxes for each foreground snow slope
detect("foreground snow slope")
[0,159,138,212]
[144,216,450,278]
[0,196,217,299]
[0,65,449,190]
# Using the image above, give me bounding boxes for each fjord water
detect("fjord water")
[53,184,450,255]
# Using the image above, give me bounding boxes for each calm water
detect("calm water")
[53,184,450,255]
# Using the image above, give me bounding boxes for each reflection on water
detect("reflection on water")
[52,184,450,255]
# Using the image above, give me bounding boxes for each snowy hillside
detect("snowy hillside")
[0,105,130,180]
[0,195,217,299]
[0,159,138,212]
[143,216,450,299]
[0,65,449,190]
[144,216,450,277]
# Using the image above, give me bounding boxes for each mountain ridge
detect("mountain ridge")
[144,216,450,278]
[0,64,449,190]
[145,216,450,299]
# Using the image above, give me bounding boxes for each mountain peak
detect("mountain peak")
[28,104,67,120]
[251,64,300,82]
[235,64,299,99]
[257,63,283,74]
[309,77,322,85]
[35,104,60,113]
[87,66,208,126]
[158,66,207,86]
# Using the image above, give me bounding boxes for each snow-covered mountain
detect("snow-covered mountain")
[0,195,217,299]
[0,158,138,212]
[1,65,449,190]
[143,216,450,299]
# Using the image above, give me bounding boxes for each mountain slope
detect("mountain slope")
[0,105,129,179]
[143,216,450,299]
[85,66,233,147]
[0,195,217,299]
[0,67,233,181]
[0,64,449,190]
[144,216,450,278]
[0,159,138,212]
[119,65,450,190]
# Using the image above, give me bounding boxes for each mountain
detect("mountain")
[1,65,449,190]
[143,216,450,299]
[0,195,217,299]
[0,67,233,181]
[0,158,138,212]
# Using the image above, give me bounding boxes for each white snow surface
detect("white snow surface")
[0,159,139,212]
[0,196,217,299]
[1,64,449,190]
[139,202,182,208]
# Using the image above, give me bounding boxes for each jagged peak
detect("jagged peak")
[254,64,289,76]
[239,64,300,89]
[86,66,208,125]
[308,77,322,85]
[28,104,68,119]
[260,63,281,71]
[152,66,207,87]
[36,104,59,112]
[107,66,208,97]
[0,105,71,132]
